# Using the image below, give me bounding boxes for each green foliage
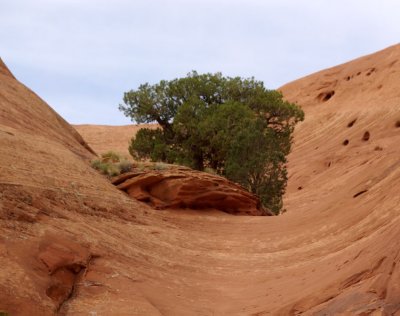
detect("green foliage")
[153,162,169,170]
[133,161,172,171]
[204,167,217,175]
[120,71,304,214]
[101,151,122,163]
[128,128,172,162]
[91,151,133,177]
[225,122,288,214]
[119,159,133,173]
[91,159,110,174]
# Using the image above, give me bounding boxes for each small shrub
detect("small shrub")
[118,160,133,174]
[91,159,109,174]
[99,163,110,174]
[91,152,131,177]
[204,167,217,174]
[153,162,168,170]
[91,159,102,169]
[107,164,121,177]
[101,151,122,163]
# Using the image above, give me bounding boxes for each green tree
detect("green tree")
[119,71,304,214]
[225,121,288,214]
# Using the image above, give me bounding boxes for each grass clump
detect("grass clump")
[101,151,121,163]
[153,162,169,170]
[204,167,217,175]
[91,151,133,177]
[119,159,133,173]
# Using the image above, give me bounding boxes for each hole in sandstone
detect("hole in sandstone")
[343,139,349,146]
[353,190,368,198]
[46,284,68,303]
[357,72,361,76]
[345,76,351,81]
[297,186,303,190]
[374,146,383,151]
[366,68,376,76]
[362,131,370,141]
[1,130,14,136]
[395,120,400,128]
[377,84,383,90]
[347,119,357,127]
[317,90,335,102]
[67,263,84,274]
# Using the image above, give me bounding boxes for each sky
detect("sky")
[1,0,399,125]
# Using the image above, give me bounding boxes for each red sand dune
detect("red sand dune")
[1,44,400,315]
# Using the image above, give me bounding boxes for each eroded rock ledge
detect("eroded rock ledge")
[112,167,266,215]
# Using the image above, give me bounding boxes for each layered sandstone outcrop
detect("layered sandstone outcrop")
[112,167,264,215]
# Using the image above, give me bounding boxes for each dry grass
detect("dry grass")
[91,151,133,177]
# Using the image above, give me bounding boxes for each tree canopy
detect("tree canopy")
[119,71,304,214]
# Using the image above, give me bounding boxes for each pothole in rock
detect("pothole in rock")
[362,131,370,141]
[366,68,376,76]
[317,90,335,102]
[353,190,368,198]
[347,119,357,127]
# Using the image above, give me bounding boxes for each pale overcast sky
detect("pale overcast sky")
[1,0,399,125]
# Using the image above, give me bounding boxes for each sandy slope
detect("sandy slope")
[74,124,157,157]
[1,44,400,315]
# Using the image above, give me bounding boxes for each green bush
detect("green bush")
[101,151,122,163]
[204,167,217,175]
[118,159,133,173]
[153,162,169,170]
[91,159,109,174]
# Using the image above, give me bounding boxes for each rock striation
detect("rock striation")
[112,168,264,215]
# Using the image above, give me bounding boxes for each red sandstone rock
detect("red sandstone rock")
[113,169,264,215]
[0,58,15,79]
